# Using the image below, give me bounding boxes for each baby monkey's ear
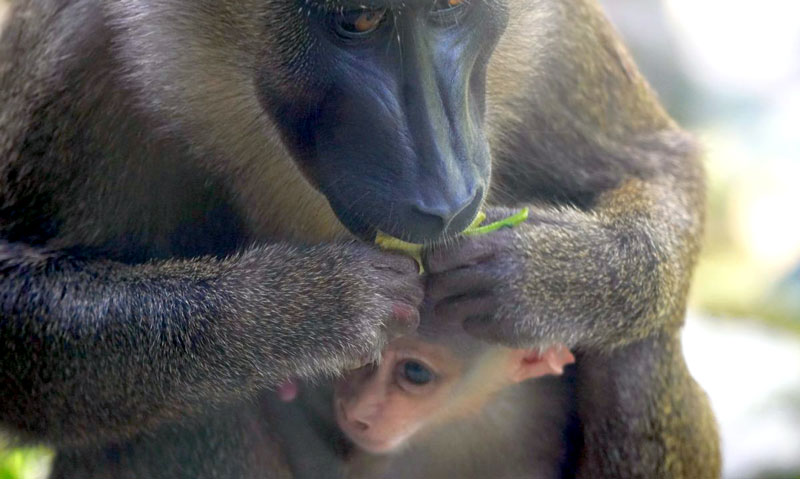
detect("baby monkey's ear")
[507,345,575,383]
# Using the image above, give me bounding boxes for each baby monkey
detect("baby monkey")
[333,334,574,455]
[275,325,576,479]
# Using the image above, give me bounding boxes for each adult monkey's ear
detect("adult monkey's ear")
[507,345,575,383]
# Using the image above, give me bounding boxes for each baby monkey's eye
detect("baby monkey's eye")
[402,360,434,385]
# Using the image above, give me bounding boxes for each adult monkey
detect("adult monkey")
[0,0,720,477]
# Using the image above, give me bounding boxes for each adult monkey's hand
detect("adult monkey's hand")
[424,181,691,352]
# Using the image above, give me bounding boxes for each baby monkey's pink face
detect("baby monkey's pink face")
[333,337,574,454]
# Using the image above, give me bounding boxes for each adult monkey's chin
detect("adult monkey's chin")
[322,199,378,242]
[339,216,378,243]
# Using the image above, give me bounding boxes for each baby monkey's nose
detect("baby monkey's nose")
[340,400,371,431]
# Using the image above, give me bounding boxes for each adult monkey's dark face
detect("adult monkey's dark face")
[257,0,509,243]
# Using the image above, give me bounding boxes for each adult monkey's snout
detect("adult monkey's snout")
[272,1,503,244]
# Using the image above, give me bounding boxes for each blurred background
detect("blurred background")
[599,1,800,478]
[1,1,799,478]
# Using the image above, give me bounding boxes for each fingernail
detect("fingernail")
[392,303,418,324]
[278,380,299,402]
[388,303,420,337]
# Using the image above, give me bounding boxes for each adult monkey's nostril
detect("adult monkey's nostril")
[445,188,484,236]
[412,194,472,228]
[405,187,482,242]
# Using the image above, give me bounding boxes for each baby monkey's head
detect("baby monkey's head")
[333,330,574,454]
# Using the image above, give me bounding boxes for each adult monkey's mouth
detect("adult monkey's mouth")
[375,209,530,273]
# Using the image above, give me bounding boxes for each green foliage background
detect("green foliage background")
[0,447,52,479]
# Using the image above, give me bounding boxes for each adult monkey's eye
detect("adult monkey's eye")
[431,0,466,13]
[401,360,434,386]
[429,0,469,22]
[335,8,387,38]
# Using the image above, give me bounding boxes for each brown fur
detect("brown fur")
[0,0,719,477]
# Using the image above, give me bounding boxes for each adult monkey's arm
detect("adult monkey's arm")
[0,242,422,447]
[423,0,721,476]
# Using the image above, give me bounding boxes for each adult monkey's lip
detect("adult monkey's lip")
[335,212,377,242]
[373,210,530,273]
[374,211,488,274]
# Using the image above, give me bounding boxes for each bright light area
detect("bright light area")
[664,0,800,94]
[684,316,800,478]
[655,0,800,306]
[0,3,8,30]
[702,130,800,273]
